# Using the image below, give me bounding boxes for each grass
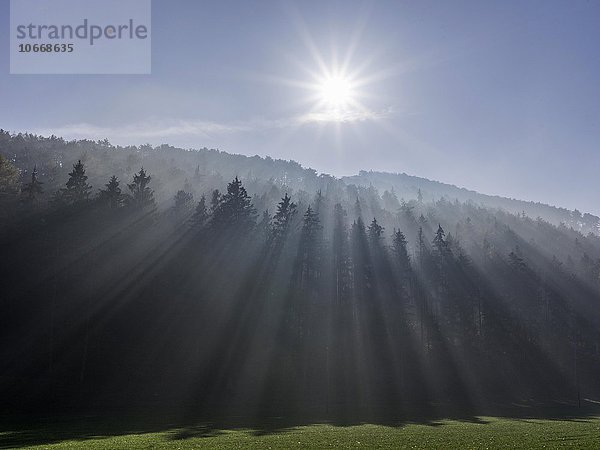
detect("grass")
[2,415,600,449]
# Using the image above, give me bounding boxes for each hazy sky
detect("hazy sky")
[1,0,599,214]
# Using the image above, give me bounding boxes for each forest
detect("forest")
[1,131,600,419]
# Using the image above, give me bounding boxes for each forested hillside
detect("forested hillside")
[1,130,597,234]
[343,171,600,235]
[1,130,599,416]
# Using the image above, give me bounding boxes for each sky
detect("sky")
[1,0,599,215]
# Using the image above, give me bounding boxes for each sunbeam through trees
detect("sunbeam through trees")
[1,132,599,421]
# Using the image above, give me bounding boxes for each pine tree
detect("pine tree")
[508,248,527,272]
[332,203,351,305]
[301,206,321,243]
[272,193,297,241]
[368,217,384,243]
[173,190,193,212]
[292,204,323,338]
[21,165,44,203]
[210,189,222,214]
[211,177,256,232]
[399,200,415,221]
[417,188,423,204]
[351,217,371,294]
[432,223,450,275]
[417,226,426,265]
[432,224,447,254]
[392,229,410,273]
[61,160,92,205]
[191,194,209,229]
[127,168,155,209]
[415,225,429,348]
[298,206,322,284]
[432,224,450,293]
[98,175,123,208]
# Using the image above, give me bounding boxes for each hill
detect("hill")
[1,130,597,235]
[1,129,599,417]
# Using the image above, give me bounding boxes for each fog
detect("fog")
[1,131,599,422]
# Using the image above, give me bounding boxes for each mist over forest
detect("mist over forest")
[1,130,600,418]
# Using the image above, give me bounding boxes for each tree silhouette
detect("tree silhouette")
[417,226,426,265]
[392,229,410,274]
[173,189,193,212]
[98,175,123,209]
[60,160,92,205]
[272,193,298,243]
[432,224,447,255]
[191,194,209,229]
[127,168,155,209]
[211,176,256,232]
[210,189,222,214]
[297,205,322,289]
[509,247,527,272]
[2,131,600,418]
[368,217,384,244]
[332,203,351,306]
[21,165,44,203]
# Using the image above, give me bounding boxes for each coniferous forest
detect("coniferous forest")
[1,131,600,419]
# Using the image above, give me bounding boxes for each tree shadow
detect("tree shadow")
[1,401,599,448]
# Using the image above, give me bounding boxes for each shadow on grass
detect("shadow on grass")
[0,401,599,449]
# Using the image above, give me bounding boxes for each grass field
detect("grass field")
[2,414,600,449]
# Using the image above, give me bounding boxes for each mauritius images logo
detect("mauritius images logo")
[10,0,151,74]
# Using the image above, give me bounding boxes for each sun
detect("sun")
[318,74,355,109]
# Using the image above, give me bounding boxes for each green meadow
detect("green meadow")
[3,415,600,449]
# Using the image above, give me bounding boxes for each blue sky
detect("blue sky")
[1,0,599,214]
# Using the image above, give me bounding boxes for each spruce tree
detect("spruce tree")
[399,200,415,221]
[367,217,384,243]
[392,229,410,273]
[210,189,222,214]
[211,177,256,232]
[508,248,527,272]
[301,206,321,244]
[21,165,44,203]
[191,194,209,229]
[332,203,351,305]
[432,224,447,254]
[298,205,322,287]
[173,190,193,212]
[272,193,297,241]
[127,168,155,209]
[432,224,449,291]
[61,160,92,205]
[98,175,123,208]
[351,216,373,309]
[417,226,426,265]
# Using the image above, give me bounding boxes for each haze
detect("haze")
[1,0,599,214]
